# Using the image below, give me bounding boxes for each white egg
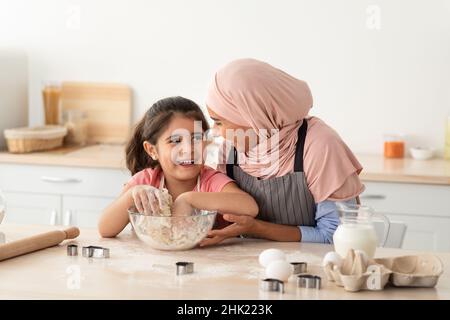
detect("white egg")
[265,260,293,282]
[258,249,286,267]
[322,251,343,268]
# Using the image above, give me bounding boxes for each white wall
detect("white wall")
[0,50,28,148]
[1,0,449,155]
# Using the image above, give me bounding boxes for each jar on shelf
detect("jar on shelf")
[383,134,405,159]
[62,110,88,146]
[42,81,61,125]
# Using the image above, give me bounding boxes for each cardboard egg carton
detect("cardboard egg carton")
[374,254,443,287]
[323,249,443,292]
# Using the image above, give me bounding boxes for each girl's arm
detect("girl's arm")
[98,187,134,238]
[99,182,259,237]
[177,182,259,217]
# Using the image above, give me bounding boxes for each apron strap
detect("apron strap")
[225,119,308,178]
[225,147,237,179]
[293,119,308,172]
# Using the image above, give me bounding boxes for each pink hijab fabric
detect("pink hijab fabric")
[206,58,365,202]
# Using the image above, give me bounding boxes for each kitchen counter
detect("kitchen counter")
[0,144,126,169]
[1,145,450,185]
[358,154,450,185]
[0,224,449,299]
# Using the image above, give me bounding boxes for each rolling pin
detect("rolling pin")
[0,227,80,262]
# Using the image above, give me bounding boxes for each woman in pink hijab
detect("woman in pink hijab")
[200,58,365,246]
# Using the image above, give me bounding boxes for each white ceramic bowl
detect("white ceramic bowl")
[410,147,434,160]
[128,208,217,251]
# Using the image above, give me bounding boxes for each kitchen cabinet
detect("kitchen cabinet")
[384,214,450,252]
[0,163,130,227]
[2,191,60,225]
[61,195,114,228]
[361,181,450,252]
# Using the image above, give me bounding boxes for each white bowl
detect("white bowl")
[128,208,217,251]
[410,147,434,160]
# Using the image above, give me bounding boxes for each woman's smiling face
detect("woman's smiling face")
[143,114,204,182]
[207,106,258,153]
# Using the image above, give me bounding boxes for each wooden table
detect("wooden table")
[0,224,448,299]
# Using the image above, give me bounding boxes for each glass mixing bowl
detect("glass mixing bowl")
[128,208,217,251]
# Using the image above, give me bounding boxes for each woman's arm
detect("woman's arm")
[252,198,357,243]
[252,199,356,243]
[299,198,356,243]
[98,187,134,238]
[200,214,301,246]
[250,219,302,241]
[297,201,340,243]
[201,198,357,246]
[177,182,259,217]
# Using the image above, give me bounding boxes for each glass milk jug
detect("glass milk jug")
[333,203,390,258]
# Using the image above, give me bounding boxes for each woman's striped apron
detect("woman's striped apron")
[226,120,316,227]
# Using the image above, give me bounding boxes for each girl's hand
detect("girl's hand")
[131,185,164,215]
[172,192,194,216]
[199,214,257,247]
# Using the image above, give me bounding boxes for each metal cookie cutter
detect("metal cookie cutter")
[67,244,78,256]
[290,262,307,274]
[176,262,194,275]
[297,274,321,289]
[260,278,284,293]
[82,246,110,258]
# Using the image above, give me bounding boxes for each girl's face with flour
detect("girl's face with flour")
[143,114,205,183]
[125,96,210,186]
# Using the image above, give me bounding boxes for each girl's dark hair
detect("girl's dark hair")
[126,96,209,175]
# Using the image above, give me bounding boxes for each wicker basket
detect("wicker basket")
[3,125,68,153]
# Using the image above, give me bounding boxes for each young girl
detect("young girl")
[98,96,259,237]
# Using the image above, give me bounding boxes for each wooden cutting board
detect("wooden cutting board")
[61,82,132,144]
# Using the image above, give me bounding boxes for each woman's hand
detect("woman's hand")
[131,185,164,215]
[199,214,257,247]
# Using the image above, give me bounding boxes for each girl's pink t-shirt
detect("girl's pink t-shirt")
[126,166,234,229]
[127,165,233,193]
